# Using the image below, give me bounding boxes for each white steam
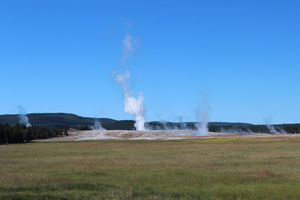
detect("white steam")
[267,124,279,134]
[121,34,135,63]
[178,116,187,130]
[18,115,31,128]
[124,94,146,131]
[195,92,210,135]
[265,118,286,134]
[17,105,31,128]
[196,110,209,134]
[114,34,146,131]
[93,120,105,130]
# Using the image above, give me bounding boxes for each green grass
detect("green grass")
[1,137,300,199]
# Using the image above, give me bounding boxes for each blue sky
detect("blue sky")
[0,0,299,124]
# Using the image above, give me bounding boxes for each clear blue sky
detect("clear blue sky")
[0,0,299,124]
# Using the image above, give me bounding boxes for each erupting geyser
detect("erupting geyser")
[196,110,209,135]
[124,93,146,131]
[93,120,105,130]
[194,92,210,136]
[17,106,31,128]
[18,114,31,128]
[113,34,146,131]
[265,118,286,134]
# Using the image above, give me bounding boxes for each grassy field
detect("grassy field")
[1,136,300,199]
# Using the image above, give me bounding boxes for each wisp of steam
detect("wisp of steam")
[194,92,210,136]
[113,34,146,131]
[93,120,105,130]
[18,115,31,127]
[265,118,286,134]
[17,105,32,128]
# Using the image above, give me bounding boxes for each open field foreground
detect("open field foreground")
[2,136,300,199]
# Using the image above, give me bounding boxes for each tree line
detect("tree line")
[147,122,300,133]
[209,124,300,134]
[0,124,67,144]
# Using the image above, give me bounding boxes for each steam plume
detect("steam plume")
[114,34,146,131]
[265,118,277,134]
[93,120,105,130]
[195,92,210,135]
[265,118,286,134]
[121,34,135,63]
[178,116,187,130]
[17,105,31,127]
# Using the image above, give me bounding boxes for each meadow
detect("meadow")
[1,136,300,199]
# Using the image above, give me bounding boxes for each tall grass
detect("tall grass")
[1,137,300,199]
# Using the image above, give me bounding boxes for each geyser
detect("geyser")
[18,114,31,128]
[17,106,31,127]
[194,92,210,136]
[113,34,146,131]
[93,120,105,130]
[265,118,286,134]
[196,110,209,135]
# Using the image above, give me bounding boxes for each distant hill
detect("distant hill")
[0,113,117,129]
[0,113,251,130]
[0,113,299,133]
[208,122,253,126]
